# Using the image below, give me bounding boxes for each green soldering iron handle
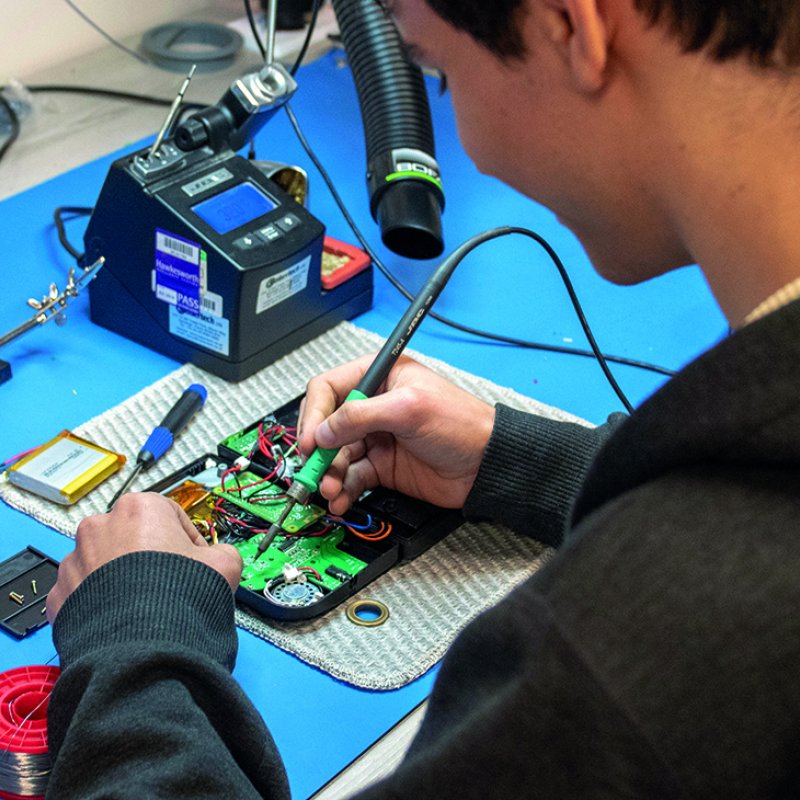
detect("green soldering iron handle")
[290,388,368,496]
[289,227,514,501]
[288,267,443,500]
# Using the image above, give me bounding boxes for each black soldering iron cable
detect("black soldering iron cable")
[31,0,674,401]
[284,102,670,404]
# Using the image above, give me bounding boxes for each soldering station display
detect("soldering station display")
[190,182,277,235]
[149,396,461,621]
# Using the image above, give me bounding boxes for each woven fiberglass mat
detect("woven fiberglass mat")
[0,322,590,689]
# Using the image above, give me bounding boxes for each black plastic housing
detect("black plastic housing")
[0,547,58,638]
[83,146,372,381]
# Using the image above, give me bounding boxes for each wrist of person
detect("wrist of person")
[52,551,239,672]
[463,404,610,546]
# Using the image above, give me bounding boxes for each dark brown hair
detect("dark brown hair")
[424,0,800,67]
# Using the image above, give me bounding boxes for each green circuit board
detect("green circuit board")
[220,426,268,459]
[237,527,368,593]
[214,470,323,533]
[164,468,370,602]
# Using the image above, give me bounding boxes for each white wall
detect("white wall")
[0,0,217,80]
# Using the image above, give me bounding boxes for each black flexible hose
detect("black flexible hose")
[332,0,445,259]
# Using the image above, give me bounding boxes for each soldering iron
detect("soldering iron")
[255,227,515,559]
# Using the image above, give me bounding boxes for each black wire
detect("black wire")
[283,103,673,395]
[290,0,323,76]
[506,228,634,412]
[27,84,206,114]
[62,0,150,65]
[245,0,267,59]
[0,93,20,164]
[53,206,93,263]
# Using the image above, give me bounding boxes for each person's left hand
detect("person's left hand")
[46,492,243,623]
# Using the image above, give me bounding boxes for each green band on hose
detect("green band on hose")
[385,170,443,191]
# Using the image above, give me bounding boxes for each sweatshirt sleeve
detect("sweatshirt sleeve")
[463,404,625,546]
[46,551,289,800]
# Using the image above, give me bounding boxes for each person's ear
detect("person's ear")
[538,0,611,92]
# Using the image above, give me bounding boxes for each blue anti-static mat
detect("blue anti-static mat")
[0,49,726,797]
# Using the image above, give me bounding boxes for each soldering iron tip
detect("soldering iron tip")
[255,525,280,561]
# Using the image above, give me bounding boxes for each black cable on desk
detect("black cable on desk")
[53,206,93,263]
[27,84,206,113]
[0,83,207,165]
[0,93,20,163]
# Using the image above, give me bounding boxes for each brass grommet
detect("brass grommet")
[345,598,390,627]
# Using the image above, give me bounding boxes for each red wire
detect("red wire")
[299,566,322,580]
[224,471,278,494]
[213,498,271,534]
[220,466,241,493]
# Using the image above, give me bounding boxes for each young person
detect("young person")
[45,1,800,796]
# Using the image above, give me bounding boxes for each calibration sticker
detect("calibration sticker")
[154,229,205,315]
[256,255,311,315]
[169,306,230,355]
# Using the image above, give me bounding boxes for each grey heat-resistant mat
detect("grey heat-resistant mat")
[0,322,588,689]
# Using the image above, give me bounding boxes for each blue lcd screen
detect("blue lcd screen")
[191,182,277,234]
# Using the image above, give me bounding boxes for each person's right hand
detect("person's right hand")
[298,354,495,515]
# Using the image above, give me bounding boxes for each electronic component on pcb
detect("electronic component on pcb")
[215,470,325,532]
[325,566,351,583]
[265,578,325,607]
[282,564,305,584]
[167,480,211,512]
